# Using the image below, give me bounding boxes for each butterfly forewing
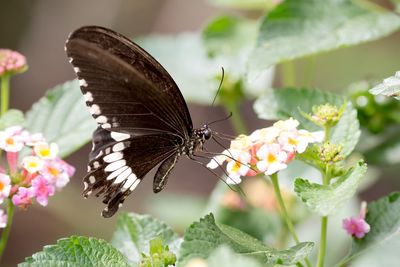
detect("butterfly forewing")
[65,26,193,217]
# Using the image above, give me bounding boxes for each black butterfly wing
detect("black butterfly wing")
[84,127,180,217]
[65,26,192,217]
[65,25,192,137]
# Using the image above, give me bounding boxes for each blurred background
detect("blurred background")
[0,0,399,266]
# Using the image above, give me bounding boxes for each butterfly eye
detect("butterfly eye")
[203,129,212,140]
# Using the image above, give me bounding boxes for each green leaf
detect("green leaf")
[202,16,257,57]
[111,213,181,266]
[248,0,400,80]
[177,214,313,267]
[207,246,262,267]
[295,161,367,216]
[337,192,400,266]
[25,80,96,158]
[19,236,130,267]
[254,87,360,157]
[370,71,400,100]
[0,109,24,130]
[207,0,278,10]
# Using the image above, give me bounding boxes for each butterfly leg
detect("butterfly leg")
[153,153,179,193]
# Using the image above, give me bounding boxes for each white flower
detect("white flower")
[207,150,230,169]
[22,156,45,173]
[256,143,288,175]
[273,118,299,132]
[0,174,11,204]
[24,133,45,146]
[250,127,280,144]
[0,129,25,152]
[225,150,251,184]
[34,142,59,159]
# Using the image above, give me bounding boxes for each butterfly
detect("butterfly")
[65,26,215,217]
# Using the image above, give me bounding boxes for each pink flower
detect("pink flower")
[0,126,25,152]
[0,49,27,75]
[0,209,7,228]
[12,187,34,208]
[342,201,370,238]
[40,158,74,189]
[0,173,11,204]
[31,176,55,206]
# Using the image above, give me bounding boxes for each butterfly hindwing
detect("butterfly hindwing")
[84,127,180,217]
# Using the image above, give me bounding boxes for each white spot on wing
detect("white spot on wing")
[129,178,140,191]
[96,115,107,123]
[112,142,125,152]
[73,67,80,73]
[79,79,88,87]
[114,167,132,184]
[123,173,137,189]
[68,57,73,63]
[102,123,111,129]
[89,104,101,115]
[111,132,130,142]
[84,92,94,102]
[83,181,88,190]
[106,166,128,180]
[89,176,96,184]
[104,152,123,163]
[105,160,126,172]
[93,161,100,168]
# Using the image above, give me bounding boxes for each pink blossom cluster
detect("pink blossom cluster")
[0,126,75,228]
[0,49,27,76]
[207,118,324,184]
[342,201,370,238]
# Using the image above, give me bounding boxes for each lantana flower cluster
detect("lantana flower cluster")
[207,118,324,184]
[0,126,75,228]
[0,49,27,76]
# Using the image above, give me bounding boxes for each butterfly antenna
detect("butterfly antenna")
[208,112,233,126]
[211,67,225,108]
[189,154,246,196]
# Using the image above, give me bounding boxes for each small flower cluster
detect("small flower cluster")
[0,49,27,76]
[0,126,75,228]
[342,201,370,238]
[207,118,324,184]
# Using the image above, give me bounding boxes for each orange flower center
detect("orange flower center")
[5,137,14,146]
[231,161,241,172]
[48,167,60,176]
[288,137,298,146]
[267,153,276,163]
[0,182,4,191]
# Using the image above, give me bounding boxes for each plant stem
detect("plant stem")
[270,173,299,244]
[223,101,247,135]
[269,174,312,267]
[0,199,14,263]
[317,126,332,267]
[1,74,10,116]
[282,61,296,87]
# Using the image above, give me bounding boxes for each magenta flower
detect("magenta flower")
[342,201,370,238]
[30,176,55,206]
[0,209,7,228]
[0,49,27,76]
[12,187,34,208]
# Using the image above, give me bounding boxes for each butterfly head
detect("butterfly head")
[200,124,212,141]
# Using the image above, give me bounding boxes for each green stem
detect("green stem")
[282,61,296,87]
[1,74,10,116]
[270,174,312,267]
[223,101,247,135]
[0,199,14,263]
[317,127,332,267]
